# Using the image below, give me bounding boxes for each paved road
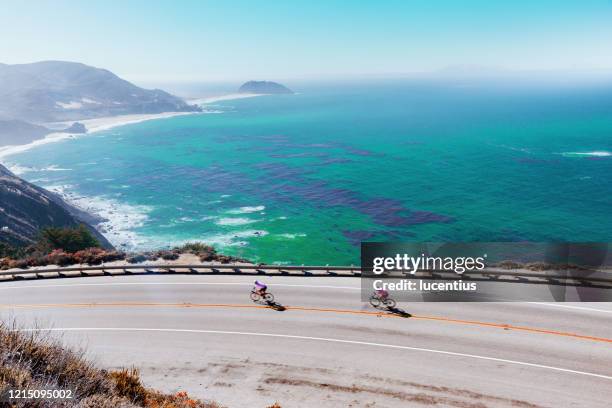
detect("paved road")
[1,275,611,407]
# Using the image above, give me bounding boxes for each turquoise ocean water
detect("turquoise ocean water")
[4,79,612,265]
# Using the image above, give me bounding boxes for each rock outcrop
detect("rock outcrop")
[0,163,112,248]
[238,80,293,94]
[61,122,87,134]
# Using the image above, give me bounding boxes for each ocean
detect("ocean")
[3,79,612,265]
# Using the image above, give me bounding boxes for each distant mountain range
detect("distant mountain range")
[0,60,203,149]
[0,163,112,248]
[0,60,200,128]
[238,80,293,94]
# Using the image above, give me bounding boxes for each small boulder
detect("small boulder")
[62,122,88,134]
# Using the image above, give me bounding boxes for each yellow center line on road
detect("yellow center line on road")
[2,302,612,343]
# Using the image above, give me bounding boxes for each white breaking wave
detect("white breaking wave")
[277,233,306,239]
[561,151,611,157]
[43,165,72,171]
[6,163,72,175]
[41,184,74,195]
[200,230,268,247]
[216,217,257,226]
[6,163,34,175]
[43,184,153,250]
[226,205,265,214]
[0,132,77,159]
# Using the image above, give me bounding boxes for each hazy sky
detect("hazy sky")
[2,0,612,82]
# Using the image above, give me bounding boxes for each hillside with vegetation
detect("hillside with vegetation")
[0,225,245,270]
[0,163,111,248]
[0,319,226,408]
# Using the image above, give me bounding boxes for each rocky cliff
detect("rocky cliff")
[0,163,112,248]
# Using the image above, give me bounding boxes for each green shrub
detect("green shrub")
[126,254,148,264]
[0,242,26,259]
[157,250,180,261]
[176,242,216,254]
[38,225,100,253]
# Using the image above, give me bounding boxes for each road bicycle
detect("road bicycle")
[369,292,396,309]
[250,289,275,303]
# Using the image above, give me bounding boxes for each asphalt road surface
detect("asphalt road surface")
[1,274,611,407]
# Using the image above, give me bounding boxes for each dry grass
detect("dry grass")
[0,320,224,407]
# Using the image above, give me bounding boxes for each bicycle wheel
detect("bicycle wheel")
[250,291,260,301]
[369,296,381,307]
[385,299,396,308]
[263,293,275,302]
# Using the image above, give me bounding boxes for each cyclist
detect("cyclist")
[254,280,267,296]
[375,288,389,300]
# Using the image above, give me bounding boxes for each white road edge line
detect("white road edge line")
[0,282,361,290]
[528,302,612,314]
[18,327,612,381]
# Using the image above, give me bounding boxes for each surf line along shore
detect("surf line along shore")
[0,93,264,159]
[0,112,198,160]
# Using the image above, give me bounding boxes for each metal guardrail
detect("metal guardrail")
[1,263,611,288]
[0,264,359,279]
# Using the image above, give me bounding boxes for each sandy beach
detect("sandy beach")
[0,111,198,159]
[0,93,264,160]
[188,93,262,105]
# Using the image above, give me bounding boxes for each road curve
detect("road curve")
[1,274,611,407]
